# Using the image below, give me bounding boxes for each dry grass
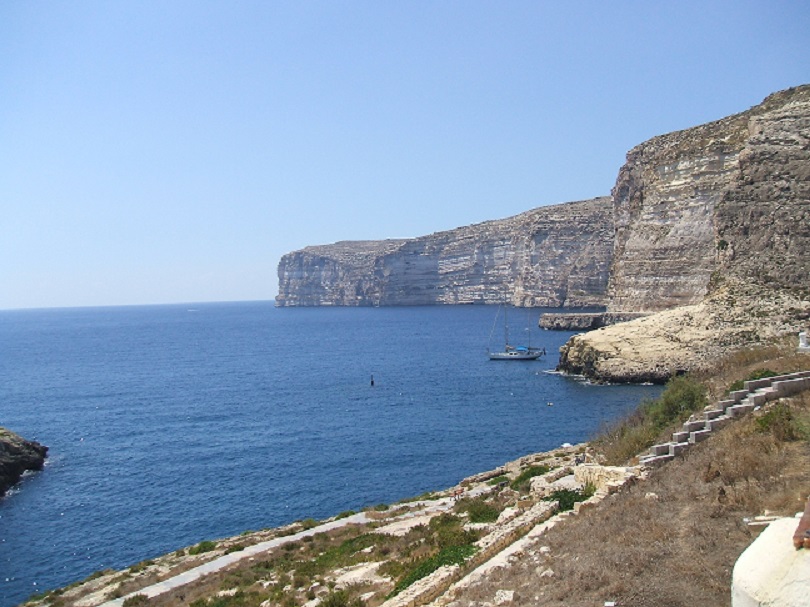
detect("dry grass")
[696,336,808,401]
[449,392,810,607]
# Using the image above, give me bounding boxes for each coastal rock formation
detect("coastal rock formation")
[558,280,810,383]
[276,198,613,308]
[0,427,47,497]
[607,84,810,315]
[558,85,810,382]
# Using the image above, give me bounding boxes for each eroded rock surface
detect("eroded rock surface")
[608,85,810,314]
[276,198,613,307]
[0,427,47,497]
[558,280,810,383]
[558,85,810,382]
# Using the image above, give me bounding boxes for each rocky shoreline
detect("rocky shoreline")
[556,279,810,384]
[0,427,48,497]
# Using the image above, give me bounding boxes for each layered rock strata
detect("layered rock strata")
[0,427,47,497]
[607,85,810,315]
[276,198,613,308]
[558,85,810,382]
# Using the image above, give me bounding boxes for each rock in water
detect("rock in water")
[0,427,48,497]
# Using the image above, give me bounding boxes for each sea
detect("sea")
[0,302,662,607]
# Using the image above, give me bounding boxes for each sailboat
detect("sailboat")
[488,305,545,361]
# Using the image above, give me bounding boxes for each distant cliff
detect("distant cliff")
[276,197,613,308]
[559,85,810,382]
[0,428,47,497]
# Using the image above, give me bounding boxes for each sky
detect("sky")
[2,1,809,310]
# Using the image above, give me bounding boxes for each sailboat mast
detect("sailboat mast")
[504,305,509,346]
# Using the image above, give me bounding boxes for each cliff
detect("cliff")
[607,84,810,314]
[276,197,613,308]
[559,85,810,382]
[0,427,47,497]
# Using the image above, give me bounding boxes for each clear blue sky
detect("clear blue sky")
[2,1,808,309]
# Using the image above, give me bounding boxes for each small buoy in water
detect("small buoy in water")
[547,401,553,406]
[370,374,375,387]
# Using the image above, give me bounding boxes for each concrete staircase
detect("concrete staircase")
[639,371,810,467]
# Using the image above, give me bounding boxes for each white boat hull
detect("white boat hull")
[489,350,543,361]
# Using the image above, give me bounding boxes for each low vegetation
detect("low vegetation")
[188,540,218,555]
[450,390,810,607]
[544,484,595,512]
[454,496,502,523]
[593,375,708,465]
[509,465,551,492]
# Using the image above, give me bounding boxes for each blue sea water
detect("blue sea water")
[0,303,661,606]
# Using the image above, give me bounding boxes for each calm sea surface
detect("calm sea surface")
[0,303,661,606]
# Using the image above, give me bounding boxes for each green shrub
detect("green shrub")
[646,375,707,430]
[510,465,551,492]
[429,513,479,549]
[593,375,709,465]
[122,595,150,607]
[454,497,501,523]
[544,483,596,511]
[486,474,509,486]
[320,589,364,607]
[188,540,218,555]
[755,403,810,442]
[389,544,477,597]
[728,369,779,393]
[129,559,155,573]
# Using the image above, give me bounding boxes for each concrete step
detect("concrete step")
[639,454,674,467]
[683,419,708,433]
[728,389,749,403]
[669,442,690,456]
[728,403,755,417]
[689,429,712,444]
[671,431,689,443]
[707,415,731,431]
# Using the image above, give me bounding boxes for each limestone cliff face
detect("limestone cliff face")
[276,197,613,307]
[0,428,47,497]
[559,85,810,382]
[607,85,810,314]
[558,279,810,383]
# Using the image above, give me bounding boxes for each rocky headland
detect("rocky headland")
[276,197,613,308]
[558,85,810,382]
[0,427,48,497]
[277,84,810,383]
